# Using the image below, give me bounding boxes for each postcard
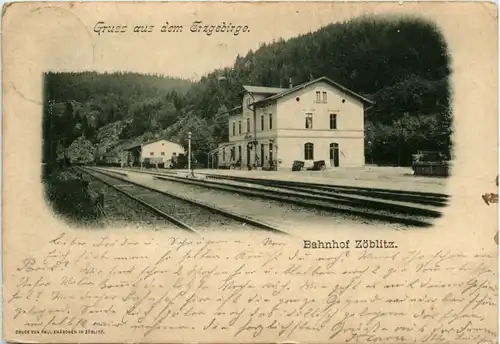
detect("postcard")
[2,1,498,343]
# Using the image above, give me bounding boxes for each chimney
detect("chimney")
[289,77,293,89]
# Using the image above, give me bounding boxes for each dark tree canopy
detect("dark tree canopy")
[43,16,451,169]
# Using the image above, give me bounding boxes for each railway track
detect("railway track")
[79,167,196,231]
[103,167,442,227]
[74,167,174,227]
[201,174,450,207]
[81,167,285,233]
[119,167,449,206]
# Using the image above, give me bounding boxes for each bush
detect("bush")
[44,168,102,225]
[65,137,95,165]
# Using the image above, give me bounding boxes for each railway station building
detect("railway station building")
[124,139,185,168]
[216,76,374,170]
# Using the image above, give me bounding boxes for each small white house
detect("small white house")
[124,139,185,167]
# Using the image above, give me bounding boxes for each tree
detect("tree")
[43,16,451,168]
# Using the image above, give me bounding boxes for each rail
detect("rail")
[83,167,286,234]
[78,167,197,232]
[105,167,440,227]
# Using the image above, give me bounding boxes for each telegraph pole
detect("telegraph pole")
[188,131,192,174]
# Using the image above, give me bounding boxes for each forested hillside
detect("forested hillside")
[43,15,451,169]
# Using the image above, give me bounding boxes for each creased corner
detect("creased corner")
[2,2,15,17]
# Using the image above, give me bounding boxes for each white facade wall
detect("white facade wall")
[274,81,365,168]
[229,94,277,144]
[254,102,278,140]
[276,81,364,131]
[227,95,279,166]
[220,80,367,169]
[228,113,247,143]
[276,137,364,168]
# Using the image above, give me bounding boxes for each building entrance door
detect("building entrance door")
[247,146,251,166]
[269,143,273,163]
[330,143,339,167]
[260,144,265,166]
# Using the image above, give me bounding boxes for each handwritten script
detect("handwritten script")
[5,232,497,343]
[481,175,499,206]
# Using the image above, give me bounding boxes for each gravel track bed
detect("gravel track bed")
[188,176,443,212]
[155,175,435,223]
[122,172,414,232]
[83,172,174,230]
[88,170,262,231]
[200,175,449,206]
[112,168,443,211]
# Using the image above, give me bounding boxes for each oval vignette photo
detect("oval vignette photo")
[41,15,452,234]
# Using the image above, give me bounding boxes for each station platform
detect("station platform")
[179,166,448,194]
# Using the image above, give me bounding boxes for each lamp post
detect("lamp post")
[140,144,143,169]
[188,131,192,174]
[245,93,258,168]
[368,140,373,165]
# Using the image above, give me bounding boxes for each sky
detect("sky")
[5,1,499,83]
[3,2,374,81]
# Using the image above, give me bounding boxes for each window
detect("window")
[315,91,321,102]
[304,143,314,160]
[247,118,250,133]
[238,146,242,161]
[269,143,273,161]
[269,114,273,130]
[223,148,226,161]
[330,114,337,129]
[173,152,177,156]
[261,115,264,131]
[322,91,327,103]
[305,113,313,129]
[150,152,154,156]
[232,121,235,136]
[161,152,165,156]
[238,121,242,135]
